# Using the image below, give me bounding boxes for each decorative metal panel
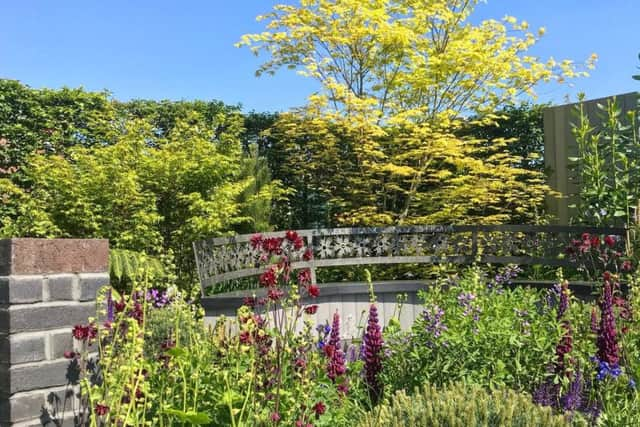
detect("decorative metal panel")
[193,225,627,292]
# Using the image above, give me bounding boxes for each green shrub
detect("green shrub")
[358,382,586,427]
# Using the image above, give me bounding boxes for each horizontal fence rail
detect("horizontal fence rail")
[193,225,627,293]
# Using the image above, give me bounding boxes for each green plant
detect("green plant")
[358,382,585,427]
[383,267,561,394]
[569,94,640,228]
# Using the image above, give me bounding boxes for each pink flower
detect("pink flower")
[270,412,281,422]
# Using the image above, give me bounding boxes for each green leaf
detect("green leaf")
[163,408,212,425]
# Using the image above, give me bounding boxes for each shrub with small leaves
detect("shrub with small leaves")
[358,382,587,427]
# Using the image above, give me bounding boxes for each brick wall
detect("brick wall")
[0,239,109,427]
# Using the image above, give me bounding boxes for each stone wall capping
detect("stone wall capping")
[0,238,109,276]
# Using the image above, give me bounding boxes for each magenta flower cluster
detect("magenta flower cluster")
[363,304,384,404]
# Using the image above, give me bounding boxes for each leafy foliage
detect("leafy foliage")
[240,0,594,226]
[0,116,282,287]
[382,267,561,393]
[569,95,640,227]
[0,79,117,182]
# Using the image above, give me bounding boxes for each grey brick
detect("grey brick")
[77,274,109,302]
[0,390,44,423]
[49,331,73,361]
[0,276,43,304]
[46,275,75,302]
[5,302,96,334]
[0,334,46,364]
[7,359,73,395]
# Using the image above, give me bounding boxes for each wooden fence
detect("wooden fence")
[195,225,626,331]
[544,92,638,224]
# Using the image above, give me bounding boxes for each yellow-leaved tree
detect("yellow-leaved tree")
[239,0,596,226]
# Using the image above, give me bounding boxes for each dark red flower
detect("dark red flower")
[604,235,616,248]
[581,232,591,242]
[72,325,87,340]
[259,267,278,287]
[285,230,299,243]
[94,404,109,416]
[262,237,283,255]
[297,269,312,285]
[243,296,257,308]
[304,305,318,315]
[295,358,306,370]
[63,350,76,359]
[250,233,263,249]
[239,330,252,345]
[337,381,350,395]
[591,236,601,247]
[268,288,285,301]
[115,299,126,313]
[313,401,326,418]
[603,271,611,282]
[622,260,633,272]
[302,248,313,261]
[307,284,320,298]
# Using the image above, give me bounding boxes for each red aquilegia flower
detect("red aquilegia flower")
[307,284,320,298]
[363,304,384,404]
[304,305,318,315]
[259,266,278,287]
[94,403,109,416]
[313,401,326,418]
[297,269,312,285]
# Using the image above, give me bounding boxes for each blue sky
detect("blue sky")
[1,0,638,112]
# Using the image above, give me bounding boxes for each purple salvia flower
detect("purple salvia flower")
[363,304,384,404]
[561,370,583,411]
[597,279,619,365]
[532,382,559,407]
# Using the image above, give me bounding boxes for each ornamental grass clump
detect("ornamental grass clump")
[358,382,587,427]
